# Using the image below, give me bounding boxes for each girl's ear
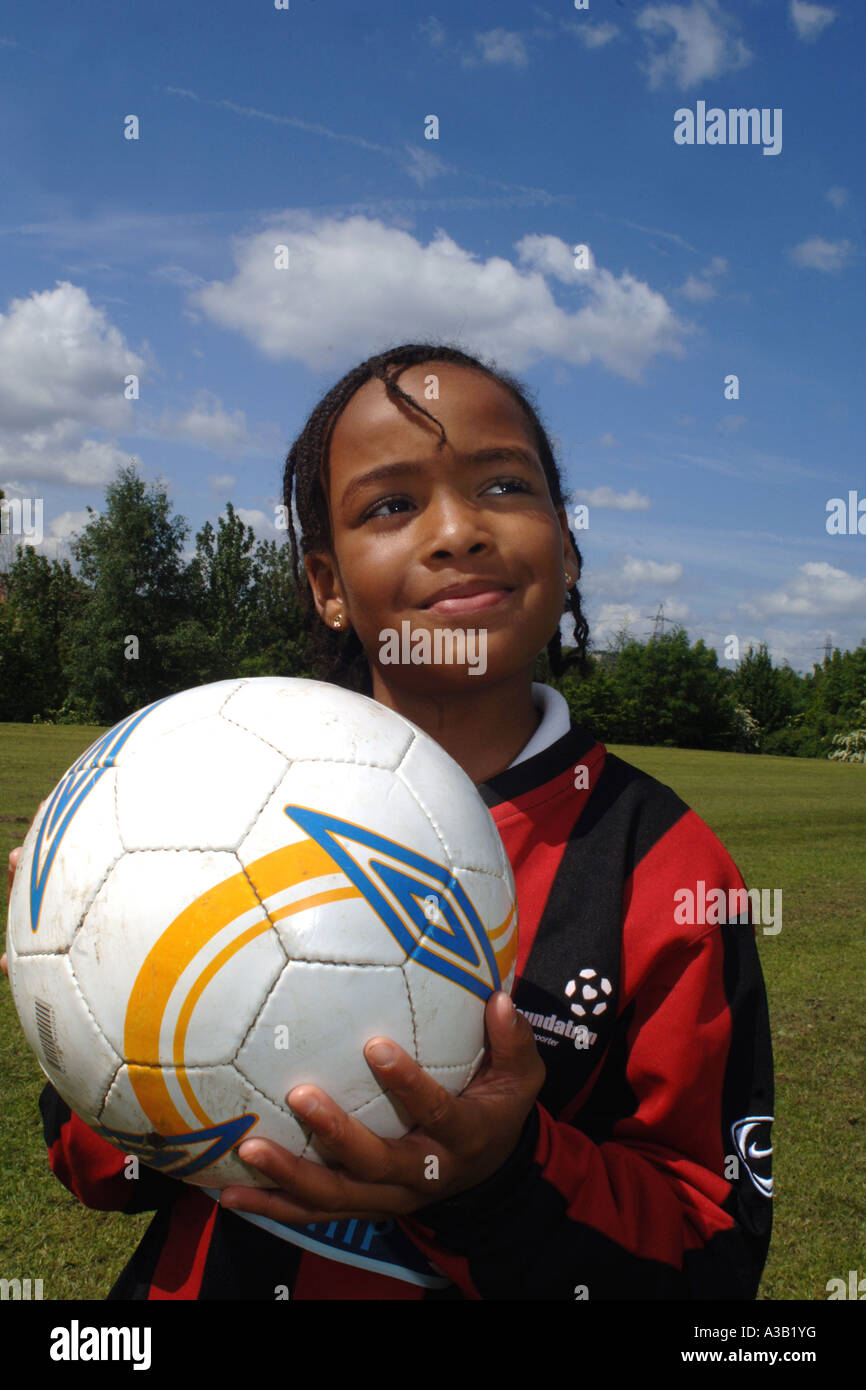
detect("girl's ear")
[304,551,339,623]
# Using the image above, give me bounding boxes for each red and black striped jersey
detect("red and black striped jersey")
[37,718,773,1300]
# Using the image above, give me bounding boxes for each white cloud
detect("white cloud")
[208,473,237,492]
[402,145,452,188]
[623,556,683,585]
[589,602,645,644]
[573,22,620,50]
[190,215,688,381]
[0,282,144,433]
[46,508,92,541]
[678,254,728,301]
[42,508,93,560]
[789,236,854,272]
[599,433,618,448]
[517,233,596,281]
[0,281,274,491]
[149,392,263,455]
[716,414,747,434]
[150,264,207,291]
[825,185,848,211]
[790,1,837,43]
[419,16,446,48]
[680,274,716,302]
[0,282,147,487]
[742,562,866,620]
[573,486,650,510]
[659,597,690,620]
[586,597,689,647]
[636,0,752,91]
[235,506,282,538]
[463,29,529,69]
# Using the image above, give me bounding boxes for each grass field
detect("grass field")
[1,722,864,1301]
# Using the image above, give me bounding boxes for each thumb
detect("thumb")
[485,991,544,1077]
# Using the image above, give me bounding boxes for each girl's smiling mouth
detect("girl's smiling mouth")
[424,589,514,616]
[421,579,516,615]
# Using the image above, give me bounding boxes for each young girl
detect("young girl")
[8,342,773,1299]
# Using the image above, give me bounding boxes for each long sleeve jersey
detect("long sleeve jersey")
[37,705,774,1300]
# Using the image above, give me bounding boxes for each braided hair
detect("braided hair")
[281,342,589,696]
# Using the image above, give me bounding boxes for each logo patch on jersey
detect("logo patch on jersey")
[515,1006,597,1049]
[564,968,612,1018]
[731,1116,774,1197]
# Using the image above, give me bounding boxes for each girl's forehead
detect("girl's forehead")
[332,365,530,450]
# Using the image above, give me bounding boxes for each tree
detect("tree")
[189,505,256,660]
[0,545,87,721]
[65,465,190,722]
[828,700,866,764]
[732,643,796,745]
[241,536,308,677]
[172,508,308,683]
[599,628,738,749]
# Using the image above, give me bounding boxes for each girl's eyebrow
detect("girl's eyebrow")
[340,446,540,509]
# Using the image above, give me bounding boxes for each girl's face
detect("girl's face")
[305,362,578,695]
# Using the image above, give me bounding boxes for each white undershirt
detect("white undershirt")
[505,682,572,769]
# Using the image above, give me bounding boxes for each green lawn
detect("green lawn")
[1,724,863,1300]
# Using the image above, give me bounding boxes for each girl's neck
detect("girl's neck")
[370,663,541,784]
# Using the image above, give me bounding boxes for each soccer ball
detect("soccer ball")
[6,678,517,1189]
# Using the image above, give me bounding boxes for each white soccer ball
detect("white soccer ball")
[7,678,517,1189]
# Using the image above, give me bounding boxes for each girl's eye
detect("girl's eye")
[485,476,531,496]
[362,495,414,520]
[361,477,531,521]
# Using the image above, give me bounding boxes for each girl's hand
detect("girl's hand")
[219,990,546,1224]
[3,800,47,979]
[2,847,22,977]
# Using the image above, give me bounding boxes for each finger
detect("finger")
[485,992,544,1070]
[363,1037,464,1148]
[8,845,21,897]
[1,953,7,979]
[285,1086,398,1184]
[223,1138,411,1219]
[220,1182,392,1228]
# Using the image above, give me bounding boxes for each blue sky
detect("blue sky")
[0,0,862,672]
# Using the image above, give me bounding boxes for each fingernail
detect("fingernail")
[290,1093,318,1117]
[366,1041,395,1067]
[499,992,517,1025]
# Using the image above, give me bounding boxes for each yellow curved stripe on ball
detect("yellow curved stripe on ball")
[490,902,518,982]
[173,885,361,1126]
[124,840,341,1133]
[267,884,359,927]
[174,916,274,1127]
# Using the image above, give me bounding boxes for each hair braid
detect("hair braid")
[281,342,590,695]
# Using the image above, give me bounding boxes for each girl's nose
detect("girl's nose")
[423,489,495,557]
